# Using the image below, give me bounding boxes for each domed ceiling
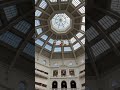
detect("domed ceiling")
[35,0,85,59]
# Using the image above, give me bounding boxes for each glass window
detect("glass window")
[76,32,83,38]
[23,43,35,57]
[41,35,48,40]
[35,39,44,46]
[48,38,54,44]
[0,31,22,48]
[81,38,85,44]
[39,0,47,9]
[45,44,52,51]
[98,16,117,30]
[81,25,85,31]
[111,0,120,14]
[64,47,72,52]
[82,16,85,22]
[50,0,57,2]
[110,27,120,44]
[72,0,81,7]
[35,10,42,17]
[36,28,42,35]
[73,42,81,50]
[54,47,61,52]
[4,5,18,21]
[70,37,76,44]
[14,20,31,34]
[91,39,110,56]
[35,20,40,26]
[86,26,99,42]
[78,6,85,14]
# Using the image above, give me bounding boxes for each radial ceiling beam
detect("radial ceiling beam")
[46,0,55,12]
[35,25,49,29]
[61,36,64,60]
[66,0,71,10]
[35,17,48,21]
[66,35,76,59]
[8,28,34,73]
[50,36,57,59]
[86,40,100,79]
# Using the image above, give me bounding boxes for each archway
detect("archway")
[52,81,58,89]
[70,80,76,88]
[61,81,67,89]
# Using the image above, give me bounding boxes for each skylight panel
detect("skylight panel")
[70,37,76,43]
[50,0,57,2]
[110,27,120,43]
[79,6,85,14]
[98,15,117,30]
[61,0,68,2]
[35,10,42,17]
[72,0,81,7]
[48,38,54,44]
[35,39,44,46]
[0,31,22,48]
[73,42,81,50]
[56,40,61,45]
[86,26,99,41]
[14,20,31,34]
[41,35,48,40]
[23,43,34,57]
[63,40,69,46]
[81,38,85,44]
[35,20,40,26]
[54,47,61,52]
[76,32,83,38]
[111,0,120,14]
[81,25,85,31]
[91,39,110,56]
[45,44,52,51]
[36,28,42,35]
[4,5,18,21]
[64,47,72,52]
[39,0,47,9]
[82,16,85,22]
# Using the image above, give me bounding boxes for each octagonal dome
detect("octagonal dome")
[50,13,72,34]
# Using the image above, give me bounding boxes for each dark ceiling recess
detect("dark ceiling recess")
[0,0,34,75]
[86,0,120,79]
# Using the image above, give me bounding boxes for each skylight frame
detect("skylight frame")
[72,0,81,7]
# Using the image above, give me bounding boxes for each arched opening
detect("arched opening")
[70,80,76,88]
[61,81,67,89]
[52,81,58,89]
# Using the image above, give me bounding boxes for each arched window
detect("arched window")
[52,81,58,89]
[61,81,67,88]
[18,81,26,90]
[70,80,76,88]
